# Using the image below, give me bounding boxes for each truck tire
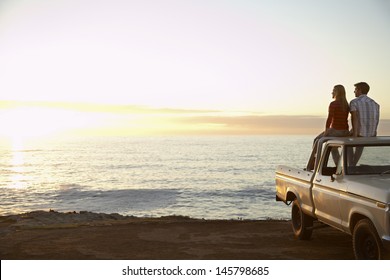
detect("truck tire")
[291,199,313,240]
[353,219,385,260]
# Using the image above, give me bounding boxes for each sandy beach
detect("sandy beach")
[0,210,355,260]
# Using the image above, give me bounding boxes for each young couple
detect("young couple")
[307,82,380,170]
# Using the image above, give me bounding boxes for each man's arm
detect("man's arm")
[351,110,359,137]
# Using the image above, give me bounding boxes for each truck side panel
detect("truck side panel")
[275,165,315,217]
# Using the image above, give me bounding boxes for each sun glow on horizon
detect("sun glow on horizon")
[0,102,272,141]
[0,105,113,142]
[0,102,267,140]
[0,103,225,141]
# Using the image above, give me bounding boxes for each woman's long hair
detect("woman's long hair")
[334,85,349,112]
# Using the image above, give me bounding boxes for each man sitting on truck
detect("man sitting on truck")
[350,82,380,137]
[349,82,380,166]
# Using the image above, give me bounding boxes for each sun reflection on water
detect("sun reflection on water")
[8,138,28,189]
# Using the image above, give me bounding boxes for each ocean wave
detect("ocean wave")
[0,136,308,219]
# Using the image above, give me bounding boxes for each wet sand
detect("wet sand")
[0,210,354,260]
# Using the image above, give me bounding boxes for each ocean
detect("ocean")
[0,135,312,220]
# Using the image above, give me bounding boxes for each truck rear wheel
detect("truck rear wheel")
[291,199,313,240]
[353,219,384,260]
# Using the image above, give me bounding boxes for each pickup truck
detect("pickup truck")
[276,136,390,259]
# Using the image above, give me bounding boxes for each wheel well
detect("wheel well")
[350,213,369,232]
[286,192,297,203]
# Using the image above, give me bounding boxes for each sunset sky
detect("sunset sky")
[1,0,389,138]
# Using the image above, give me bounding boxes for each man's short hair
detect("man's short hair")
[354,82,370,94]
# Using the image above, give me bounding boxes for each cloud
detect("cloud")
[0,100,218,115]
[166,114,390,135]
[170,115,326,135]
[2,100,389,136]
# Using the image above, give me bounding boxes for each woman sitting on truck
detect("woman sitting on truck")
[307,84,350,170]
